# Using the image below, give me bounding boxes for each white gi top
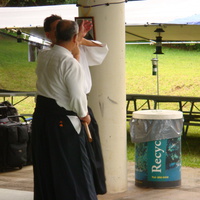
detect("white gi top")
[36,45,88,118]
[79,41,109,94]
[36,42,108,133]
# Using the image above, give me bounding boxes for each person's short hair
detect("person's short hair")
[44,14,62,32]
[56,20,79,42]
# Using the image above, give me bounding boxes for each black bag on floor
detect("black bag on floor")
[0,101,19,122]
[0,116,31,171]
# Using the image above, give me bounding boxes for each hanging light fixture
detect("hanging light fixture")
[154,28,165,54]
[151,58,158,76]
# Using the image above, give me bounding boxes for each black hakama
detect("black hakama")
[86,107,107,194]
[32,96,98,200]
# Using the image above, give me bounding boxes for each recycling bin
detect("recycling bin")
[130,110,183,188]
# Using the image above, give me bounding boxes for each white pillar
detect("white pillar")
[78,0,127,193]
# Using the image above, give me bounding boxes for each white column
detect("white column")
[78,0,127,193]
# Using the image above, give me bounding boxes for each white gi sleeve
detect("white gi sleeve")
[62,58,88,118]
[81,41,109,66]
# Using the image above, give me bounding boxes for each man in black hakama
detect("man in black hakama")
[42,15,108,196]
[32,20,98,200]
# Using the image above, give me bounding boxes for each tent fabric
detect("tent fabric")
[125,0,200,25]
[126,24,200,42]
[125,0,200,42]
[0,4,78,41]
[1,0,200,42]
[2,1,200,29]
[0,4,78,28]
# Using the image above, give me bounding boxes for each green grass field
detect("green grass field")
[0,35,200,168]
[126,44,200,96]
[0,35,36,114]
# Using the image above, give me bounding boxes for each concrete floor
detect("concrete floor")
[0,162,200,200]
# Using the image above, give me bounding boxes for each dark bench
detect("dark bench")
[126,94,200,137]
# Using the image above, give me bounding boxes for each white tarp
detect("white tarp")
[125,0,200,25]
[125,0,200,42]
[1,0,200,41]
[1,0,200,28]
[0,4,78,41]
[0,4,78,28]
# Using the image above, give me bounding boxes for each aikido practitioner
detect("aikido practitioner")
[43,15,109,194]
[32,20,98,200]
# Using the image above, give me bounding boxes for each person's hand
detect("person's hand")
[80,114,91,125]
[80,114,92,142]
[78,19,93,42]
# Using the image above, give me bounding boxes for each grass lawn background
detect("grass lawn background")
[0,35,200,167]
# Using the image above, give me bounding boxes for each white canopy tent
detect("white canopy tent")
[0,0,200,43]
[125,0,200,25]
[126,24,200,42]
[0,4,78,43]
[0,4,77,28]
[125,0,200,42]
